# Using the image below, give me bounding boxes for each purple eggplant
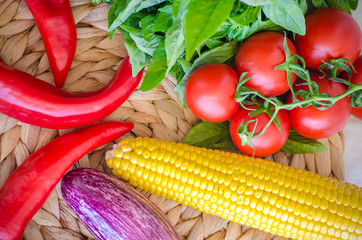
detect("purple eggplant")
[61,168,180,240]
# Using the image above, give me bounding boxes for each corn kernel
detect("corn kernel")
[312,196,321,208]
[180,170,188,183]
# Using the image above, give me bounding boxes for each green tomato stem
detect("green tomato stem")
[275,83,362,111]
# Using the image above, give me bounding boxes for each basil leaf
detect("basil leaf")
[214,141,237,150]
[312,0,323,8]
[178,59,192,74]
[205,39,224,49]
[225,6,281,42]
[182,121,236,150]
[298,0,308,14]
[153,6,173,33]
[107,1,119,38]
[109,0,142,33]
[140,41,168,91]
[122,30,151,77]
[174,41,239,106]
[109,0,166,34]
[280,129,327,154]
[121,25,163,56]
[239,0,275,6]
[262,0,306,35]
[135,0,166,12]
[165,0,189,72]
[140,15,156,42]
[349,0,358,10]
[229,6,260,25]
[325,0,351,14]
[184,0,236,61]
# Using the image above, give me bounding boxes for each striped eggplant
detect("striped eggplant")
[61,168,180,240]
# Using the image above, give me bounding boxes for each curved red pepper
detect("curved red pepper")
[24,0,77,88]
[0,121,134,240]
[0,56,142,129]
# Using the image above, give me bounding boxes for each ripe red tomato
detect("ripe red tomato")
[234,31,297,97]
[229,104,290,157]
[185,63,239,122]
[344,55,362,120]
[295,7,362,71]
[286,74,351,139]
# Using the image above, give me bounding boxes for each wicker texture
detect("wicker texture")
[0,1,347,239]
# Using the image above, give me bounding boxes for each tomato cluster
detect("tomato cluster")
[184,7,362,157]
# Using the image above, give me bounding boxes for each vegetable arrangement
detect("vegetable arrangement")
[94,0,362,157]
[0,0,361,239]
[61,168,180,240]
[107,137,362,240]
[0,121,134,240]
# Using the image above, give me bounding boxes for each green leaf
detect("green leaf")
[229,6,260,25]
[349,0,358,10]
[182,121,236,150]
[312,0,323,8]
[174,41,239,106]
[225,6,282,42]
[109,0,143,33]
[325,0,351,14]
[280,129,327,154]
[122,30,151,77]
[108,0,166,34]
[140,15,156,41]
[239,0,275,6]
[177,59,192,74]
[153,5,173,32]
[135,0,166,12]
[140,41,168,91]
[121,25,163,56]
[184,0,236,61]
[262,0,306,35]
[172,0,186,17]
[205,39,224,49]
[297,0,308,14]
[107,2,119,39]
[165,1,189,72]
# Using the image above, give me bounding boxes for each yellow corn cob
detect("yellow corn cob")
[107,137,361,240]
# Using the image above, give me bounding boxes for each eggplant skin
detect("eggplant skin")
[61,168,180,240]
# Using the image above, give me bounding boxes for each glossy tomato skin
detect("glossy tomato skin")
[286,74,351,139]
[229,105,290,157]
[346,55,362,120]
[185,63,239,122]
[295,7,362,71]
[234,31,297,97]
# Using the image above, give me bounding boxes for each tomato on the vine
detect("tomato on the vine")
[185,63,239,122]
[229,104,290,157]
[295,7,362,71]
[234,31,297,97]
[286,74,351,139]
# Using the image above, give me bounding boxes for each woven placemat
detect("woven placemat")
[0,1,346,239]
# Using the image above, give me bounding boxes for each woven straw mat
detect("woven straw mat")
[0,0,347,239]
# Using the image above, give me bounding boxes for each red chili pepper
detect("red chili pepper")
[0,56,142,129]
[0,121,134,240]
[24,0,77,88]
